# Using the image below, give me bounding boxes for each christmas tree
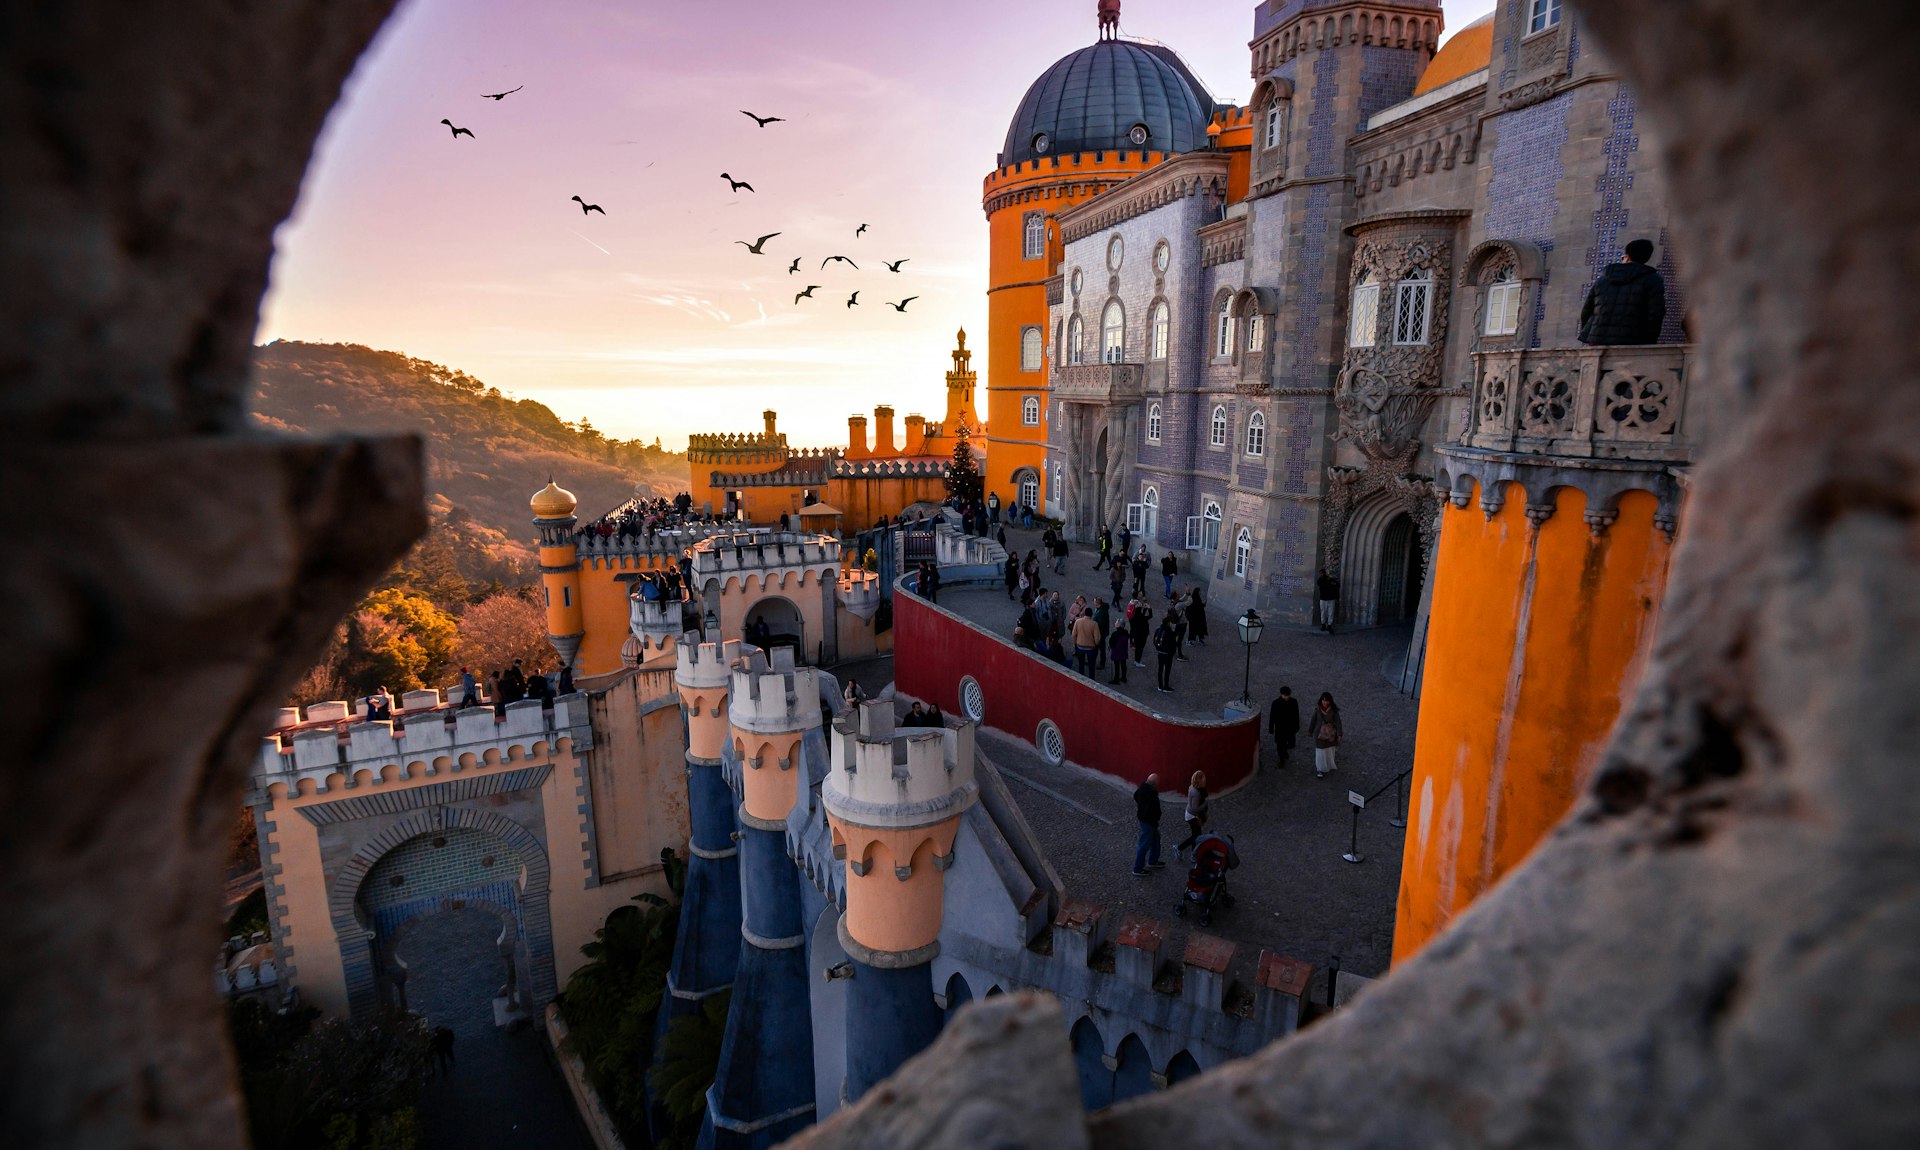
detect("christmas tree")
[944,421,984,505]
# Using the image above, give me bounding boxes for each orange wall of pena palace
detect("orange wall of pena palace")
[1394,483,1673,963]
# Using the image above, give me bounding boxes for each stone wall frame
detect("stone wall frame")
[1464,237,1548,351]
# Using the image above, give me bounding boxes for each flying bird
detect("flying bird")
[481,85,524,100]
[571,195,605,215]
[440,119,474,139]
[720,173,754,193]
[735,232,781,254]
[787,257,802,275]
[886,297,919,312]
[741,110,785,127]
[821,255,858,270]
[855,223,869,237]
[795,285,821,303]
[884,259,909,272]
[846,292,860,308]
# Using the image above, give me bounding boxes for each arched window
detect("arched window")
[1485,268,1521,336]
[1193,501,1223,550]
[1101,300,1125,363]
[1245,410,1266,457]
[1216,299,1234,357]
[1246,313,1266,354]
[1141,485,1159,537]
[1264,103,1284,150]
[1016,469,1039,509]
[1210,405,1228,448]
[1023,211,1046,260]
[1149,301,1169,360]
[1234,526,1254,576]
[1068,314,1084,366]
[1022,395,1041,426]
[1349,274,1380,348]
[1146,401,1162,443]
[1394,269,1434,345]
[1020,326,1043,371]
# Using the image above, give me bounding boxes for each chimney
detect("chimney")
[903,414,927,456]
[847,415,869,460]
[873,405,896,457]
[763,410,778,439]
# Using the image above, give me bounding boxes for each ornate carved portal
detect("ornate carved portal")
[1059,402,1137,541]
[1323,237,1453,583]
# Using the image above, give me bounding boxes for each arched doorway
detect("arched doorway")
[1375,513,1425,624]
[744,595,804,661]
[359,827,532,1015]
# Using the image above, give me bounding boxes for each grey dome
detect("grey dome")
[1000,40,1213,167]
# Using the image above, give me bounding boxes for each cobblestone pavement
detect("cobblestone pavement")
[400,909,591,1150]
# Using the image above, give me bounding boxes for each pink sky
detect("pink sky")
[258,0,1495,450]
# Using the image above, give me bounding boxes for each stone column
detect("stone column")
[701,648,822,1148]
[822,702,978,1103]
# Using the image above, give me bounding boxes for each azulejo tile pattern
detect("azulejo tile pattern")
[1484,91,1572,345]
[1584,87,1640,287]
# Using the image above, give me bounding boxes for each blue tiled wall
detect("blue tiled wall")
[1484,91,1572,344]
[1584,87,1639,288]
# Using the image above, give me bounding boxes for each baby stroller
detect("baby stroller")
[1174,832,1239,926]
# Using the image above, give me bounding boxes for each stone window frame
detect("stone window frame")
[1202,499,1224,551]
[1019,325,1044,372]
[1148,299,1170,360]
[1465,238,1548,351]
[1146,401,1162,443]
[1139,483,1160,537]
[1528,0,1563,35]
[1021,395,1041,426]
[1245,410,1267,458]
[1393,269,1435,346]
[1233,525,1254,577]
[1022,211,1047,261]
[1214,290,1236,360]
[1349,274,1381,349]
[1067,313,1085,366]
[1251,77,1293,186]
[1100,298,1126,363]
[1232,286,1281,384]
[1013,467,1040,509]
[1209,404,1229,449]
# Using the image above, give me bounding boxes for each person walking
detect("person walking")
[1071,607,1101,677]
[1269,686,1300,766]
[1161,551,1178,598]
[1168,594,1189,660]
[1108,559,1126,604]
[502,659,527,703]
[987,491,1001,524]
[1094,525,1112,570]
[1128,597,1153,667]
[1005,552,1020,600]
[1119,522,1133,562]
[1053,534,1070,574]
[1131,773,1166,876]
[1174,771,1210,860]
[1316,569,1340,633]
[1091,596,1111,672]
[1186,585,1209,646]
[1579,238,1667,345]
[1309,692,1343,777]
[1131,546,1150,598]
[1107,618,1131,684]
[457,666,479,708]
[1153,617,1179,692]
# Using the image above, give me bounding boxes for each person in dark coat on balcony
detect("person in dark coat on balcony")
[1579,238,1667,345]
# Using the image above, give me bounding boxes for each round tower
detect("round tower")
[981,2,1214,511]
[665,635,745,1020]
[703,647,824,1146]
[531,480,585,672]
[822,700,977,1102]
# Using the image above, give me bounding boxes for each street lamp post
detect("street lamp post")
[1236,608,1263,707]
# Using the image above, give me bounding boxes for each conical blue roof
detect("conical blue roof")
[1000,39,1213,167]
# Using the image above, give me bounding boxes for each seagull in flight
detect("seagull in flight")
[821,255,858,270]
[735,232,781,254]
[720,173,754,193]
[886,297,919,312]
[855,223,869,237]
[787,257,802,275]
[741,110,785,127]
[571,195,605,215]
[884,259,909,272]
[846,292,860,308]
[794,285,821,303]
[481,85,524,100]
[440,119,475,139]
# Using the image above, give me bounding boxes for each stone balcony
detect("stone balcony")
[1465,344,1694,463]
[1054,362,1145,406]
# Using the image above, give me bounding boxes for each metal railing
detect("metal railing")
[1339,766,1412,865]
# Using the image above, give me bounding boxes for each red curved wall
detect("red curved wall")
[895,588,1260,790]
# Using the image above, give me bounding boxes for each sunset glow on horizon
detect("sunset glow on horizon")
[258,0,1495,451]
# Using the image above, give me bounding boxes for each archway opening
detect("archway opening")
[1375,512,1425,624]
[744,595,804,660]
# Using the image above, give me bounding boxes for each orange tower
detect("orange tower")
[981,1,1216,512]
[531,480,585,673]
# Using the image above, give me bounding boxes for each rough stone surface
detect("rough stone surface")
[782,993,1088,1150]
[0,3,416,1147]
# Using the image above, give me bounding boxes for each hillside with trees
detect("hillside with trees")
[250,340,684,584]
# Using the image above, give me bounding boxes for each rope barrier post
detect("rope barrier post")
[1343,789,1365,864]
[1390,771,1407,829]
[1327,955,1341,1008]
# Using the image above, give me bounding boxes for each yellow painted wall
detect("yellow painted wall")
[1394,483,1672,963]
[257,804,348,1015]
[573,557,676,678]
